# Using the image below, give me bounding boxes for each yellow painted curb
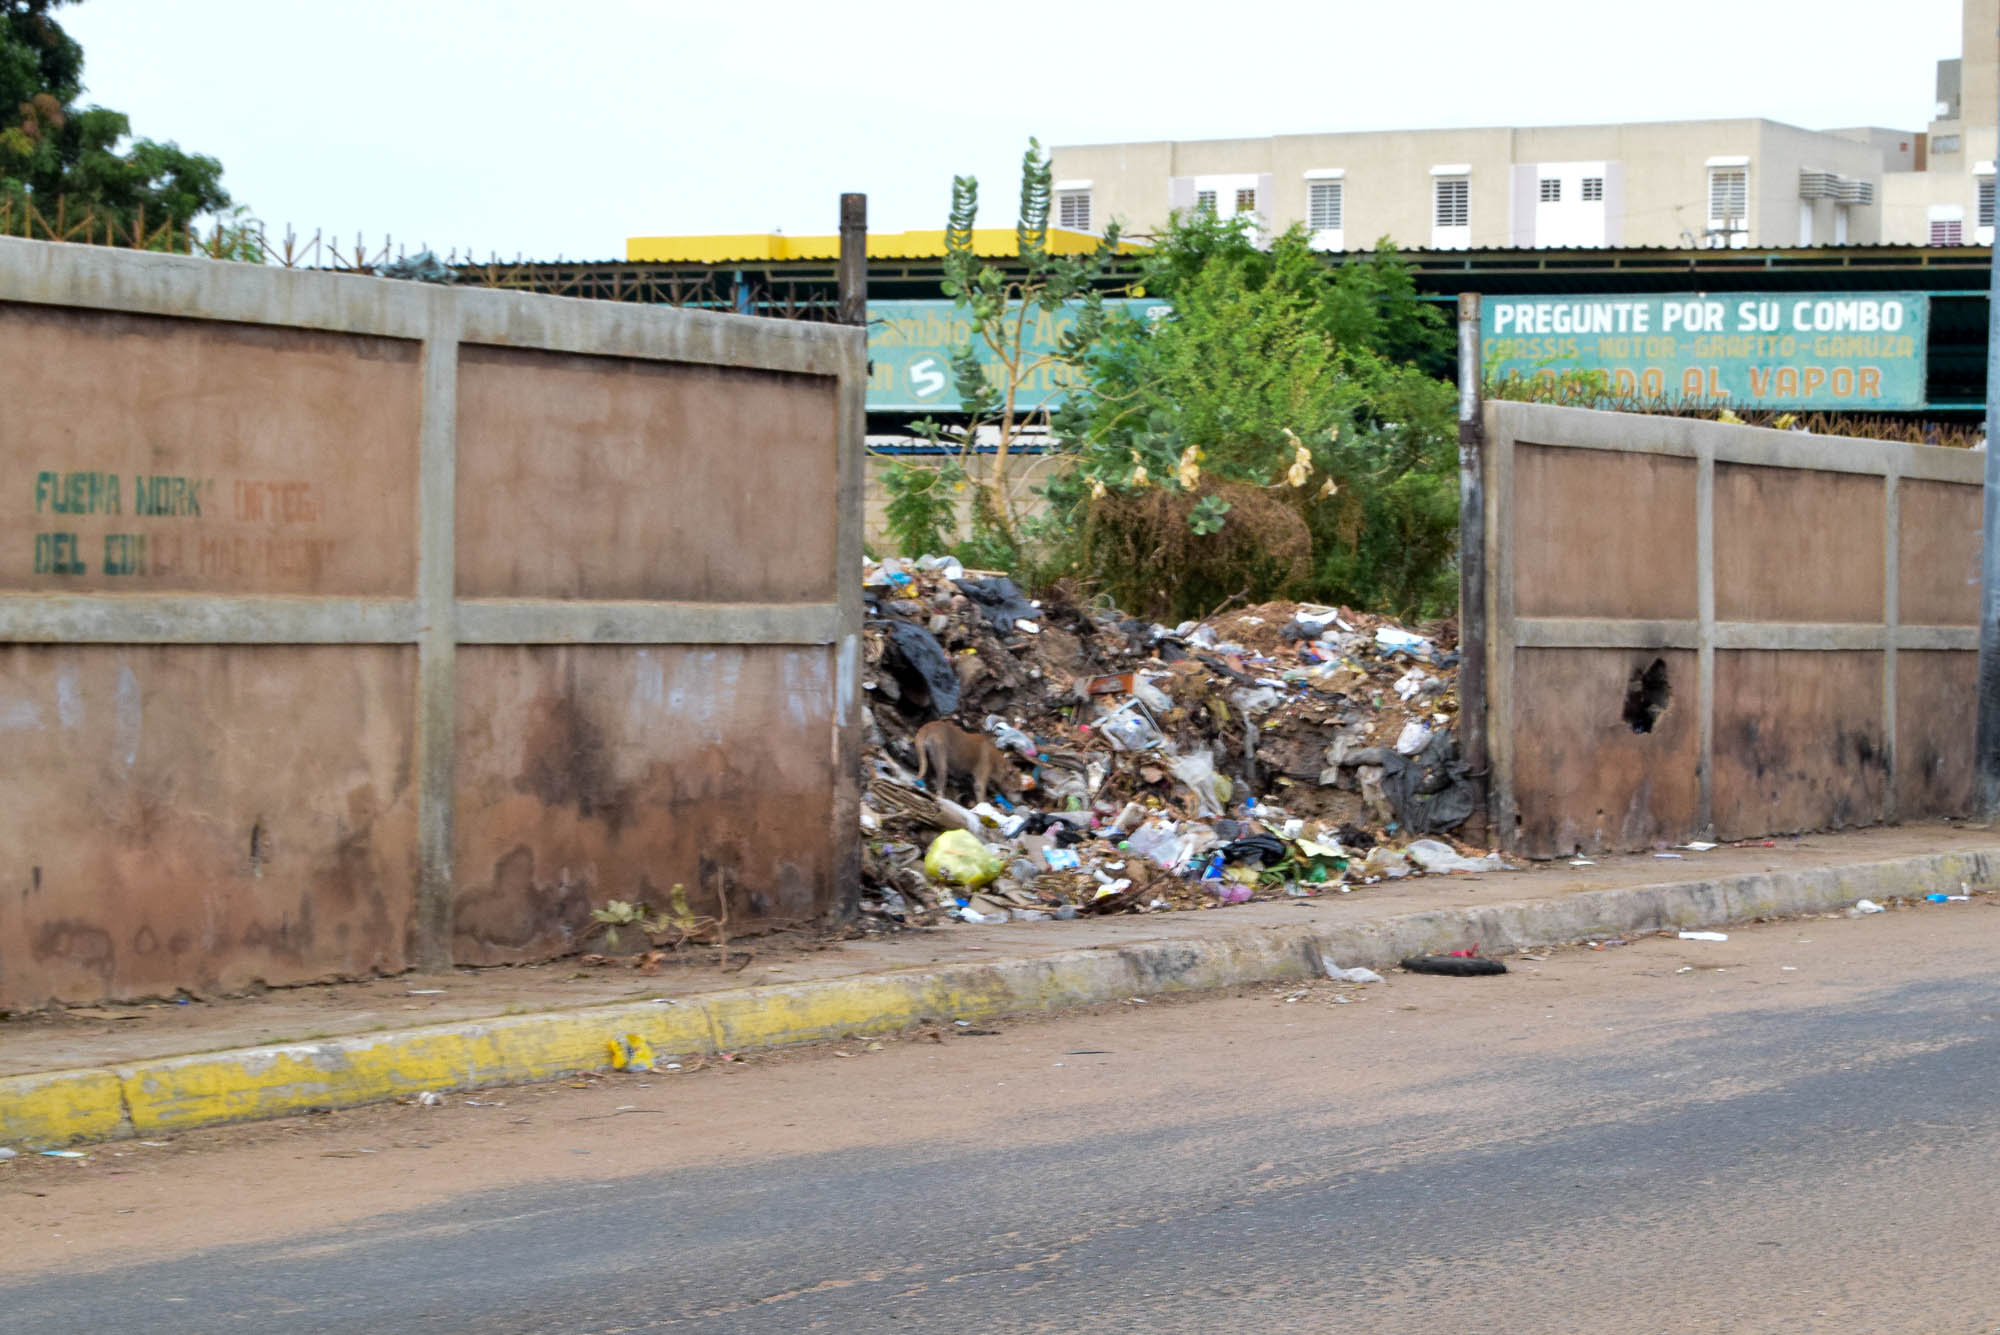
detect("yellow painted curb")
[119,1000,716,1136]
[6,845,1995,1148]
[0,1067,128,1148]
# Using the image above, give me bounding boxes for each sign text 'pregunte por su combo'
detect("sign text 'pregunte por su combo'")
[1481,293,1930,410]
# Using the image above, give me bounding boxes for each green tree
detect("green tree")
[0,0,235,243]
[875,139,1125,565]
[1047,213,1459,620]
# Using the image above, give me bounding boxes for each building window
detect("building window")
[1056,189,1091,232]
[1707,166,1748,245]
[1234,186,1258,216]
[1434,178,1469,228]
[1307,180,1343,231]
[1935,134,1963,154]
[1980,177,1996,230]
[1539,178,1561,203]
[1708,169,1747,224]
[1195,189,1218,214]
[1930,203,1967,245]
[1582,176,1605,202]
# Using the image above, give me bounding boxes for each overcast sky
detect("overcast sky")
[62,0,1964,262]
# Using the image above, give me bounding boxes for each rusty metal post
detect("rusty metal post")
[1456,292,1491,844]
[838,193,867,327]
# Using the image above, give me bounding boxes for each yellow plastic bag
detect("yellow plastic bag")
[924,829,1002,887]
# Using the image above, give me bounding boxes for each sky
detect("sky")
[61,0,1966,263]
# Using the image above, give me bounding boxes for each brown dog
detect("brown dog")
[914,720,1016,804]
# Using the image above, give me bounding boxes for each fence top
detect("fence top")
[1487,400,1984,485]
[0,236,864,380]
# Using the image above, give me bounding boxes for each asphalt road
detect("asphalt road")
[6,904,2000,1334]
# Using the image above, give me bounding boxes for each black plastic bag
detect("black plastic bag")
[876,619,959,717]
[955,577,1039,633]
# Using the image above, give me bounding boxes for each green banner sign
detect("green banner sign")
[866,298,1169,412]
[1481,292,1930,410]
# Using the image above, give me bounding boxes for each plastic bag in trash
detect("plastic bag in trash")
[1361,845,1411,878]
[1171,750,1232,817]
[1220,834,1288,866]
[924,829,1002,887]
[1098,699,1164,751]
[1374,626,1434,658]
[1228,685,1284,716]
[1394,720,1433,756]
[1341,729,1477,834]
[876,619,960,716]
[954,577,1040,633]
[1405,838,1504,873]
[1132,676,1175,714]
[916,554,966,580]
[985,715,1040,758]
[1321,960,1386,985]
[1124,818,1185,868]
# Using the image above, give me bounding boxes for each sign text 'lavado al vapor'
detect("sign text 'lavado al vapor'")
[1481,293,1929,410]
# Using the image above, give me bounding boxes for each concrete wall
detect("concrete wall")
[0,238,865,1007]
[861,451,1060,555]
[1482,402,1981,859]
[1051,118,1899,249]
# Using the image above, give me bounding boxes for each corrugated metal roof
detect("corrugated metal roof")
[624,227,1144,264]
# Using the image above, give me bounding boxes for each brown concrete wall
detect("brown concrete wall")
[1899,479,1981,627]
[1714,464,1883,624]
[5,306,420,595]
[457,348,837,602]
[0,238,864,1008]
[1509,648,1701,855]
[1711,650,1888,837]
[1485,402,1980,859]
[1897,649,1977,818]
[862,451,1061,555]
[0,646,418,1006]
[451,645,836,964]
[1511,445,1698,620]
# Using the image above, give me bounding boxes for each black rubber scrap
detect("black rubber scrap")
[1400,954,1508,976]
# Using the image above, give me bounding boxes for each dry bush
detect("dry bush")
[1080,480,1313,622]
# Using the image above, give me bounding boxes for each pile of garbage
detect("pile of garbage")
[859,554,1509,928]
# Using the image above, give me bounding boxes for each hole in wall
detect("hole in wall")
[1623,658,1671,734]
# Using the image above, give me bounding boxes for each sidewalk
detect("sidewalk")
[4,823,1994,1149]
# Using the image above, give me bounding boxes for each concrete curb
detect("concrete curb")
[5,846,1992,1149]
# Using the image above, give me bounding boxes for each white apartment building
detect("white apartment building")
[1049,0,1995,251]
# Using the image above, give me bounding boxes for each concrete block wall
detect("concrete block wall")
[1483,401,1982,858]
[0,238,865,1007]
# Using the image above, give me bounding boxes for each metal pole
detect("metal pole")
[1978,171,2000,818]
[1456,292,1490,844]
[838,193,867,327]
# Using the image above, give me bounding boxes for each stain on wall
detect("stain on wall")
[451,645,836,965]
[1711,650,1888,838]
[1897,649,1977,817]
[0,646,418,1008]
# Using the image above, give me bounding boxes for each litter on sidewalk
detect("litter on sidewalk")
[856,555,1513,928]
[1400,954,1508,977]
